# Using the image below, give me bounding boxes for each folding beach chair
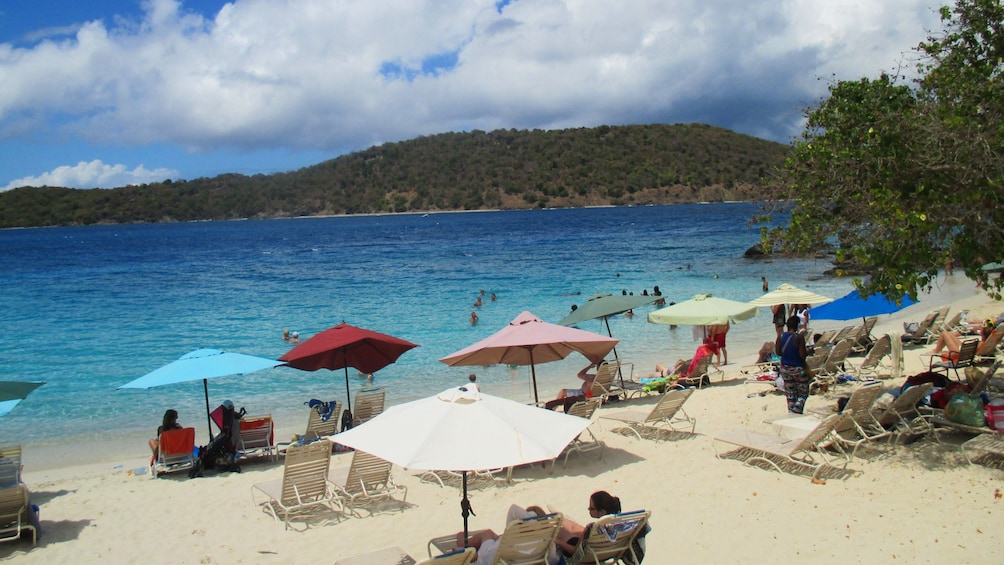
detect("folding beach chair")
[564,509,651,565]
[152,427,197,478]
[238,414,277,461]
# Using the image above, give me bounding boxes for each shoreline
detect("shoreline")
[20,273,998,481]
[9,273,1004,564]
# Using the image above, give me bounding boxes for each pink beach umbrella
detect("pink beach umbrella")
[439,311,618,403]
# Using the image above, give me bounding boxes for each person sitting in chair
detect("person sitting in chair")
[544,362,604,411]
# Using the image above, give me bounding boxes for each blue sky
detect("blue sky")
[0,0,942,191]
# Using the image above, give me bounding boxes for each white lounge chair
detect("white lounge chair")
[600,388,696,441]
[251,440,343,530]
[713,412,854,480]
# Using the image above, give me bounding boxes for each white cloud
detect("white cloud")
[2,160,178,190]
[0,0,943,169]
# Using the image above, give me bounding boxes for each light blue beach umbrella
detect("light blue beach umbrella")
[119,349,284,442]
[0,381,45,417]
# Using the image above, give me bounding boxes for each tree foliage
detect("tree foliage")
[762,0,1004,299]
[0,124,787,229]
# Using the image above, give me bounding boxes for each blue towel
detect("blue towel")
[305,399,337,421]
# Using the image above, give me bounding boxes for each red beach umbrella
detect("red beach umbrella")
[439,311,618,404]
[278,323,418,407]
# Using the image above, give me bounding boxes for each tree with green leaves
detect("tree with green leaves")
[762,0,1004,299]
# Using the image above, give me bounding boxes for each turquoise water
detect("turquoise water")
[0,204,855,447]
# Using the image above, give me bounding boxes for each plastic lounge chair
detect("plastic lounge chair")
[975,328,1004,364]
[352,388,386,428]
[330,450,407,515]
[677,355,722,389]
[808,381,892,457]
[251,440,343,530]
[564,509,651,565]
[901,310,940,346]
[555,398,605,467]
[0,484,36,546]
[600,388,696,441]
[851,316,879,353]
[846,334,892,380]
[589,361,625,401]
[152,427,196,478]
[0,446,23,488]
[925,305,951,341]
[712,412,853,480]
[277,401,343,456]
[813,329,837,348]
[817,338,854,379]
[872,382,935,441]
[238,414,277,461]
[427,512,564,564]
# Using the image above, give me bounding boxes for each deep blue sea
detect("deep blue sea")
[0,204,856,450]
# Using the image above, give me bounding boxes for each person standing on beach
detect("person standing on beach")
[776,316,810,414]
[707,321,729,365]
[771,304,787,337]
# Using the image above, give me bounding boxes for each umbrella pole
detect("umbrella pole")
[344,363,352,409]
[603,317,626,386]
[203,378,213,443]
[461,471,475,547]
[528,350,539,404]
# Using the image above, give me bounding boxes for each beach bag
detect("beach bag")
[945,393,985,428]
[985,399,1004,432]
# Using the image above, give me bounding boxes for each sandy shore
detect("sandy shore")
[8,274,1004,564]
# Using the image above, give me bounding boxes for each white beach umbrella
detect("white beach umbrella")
[748,283,834,307]
[332,386,590,544]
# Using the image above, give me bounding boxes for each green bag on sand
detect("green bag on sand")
[946,393,986,428]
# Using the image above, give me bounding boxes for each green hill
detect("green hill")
[0,123,789,228]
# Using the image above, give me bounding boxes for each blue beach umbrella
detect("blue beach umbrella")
[0,381,45,417]
[119,348,284,442]
[809,289,917,321]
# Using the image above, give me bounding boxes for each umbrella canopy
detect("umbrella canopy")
[120,348,283,441]
[333,386,590,543]
[278,323,418,408]
[0,381,44,418]
[748,283,834,307]
[439,311,618,403]
[647,294,759,326]
[809,289,917,321]
[558,293,659,328]
[981,262,1004,273]
[559,293,660,385]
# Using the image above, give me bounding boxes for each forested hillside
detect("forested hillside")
[0,123,789,228]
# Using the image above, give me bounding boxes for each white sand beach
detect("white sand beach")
[9,274,1004,564]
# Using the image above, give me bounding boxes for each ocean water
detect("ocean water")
[0,203,856,450]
